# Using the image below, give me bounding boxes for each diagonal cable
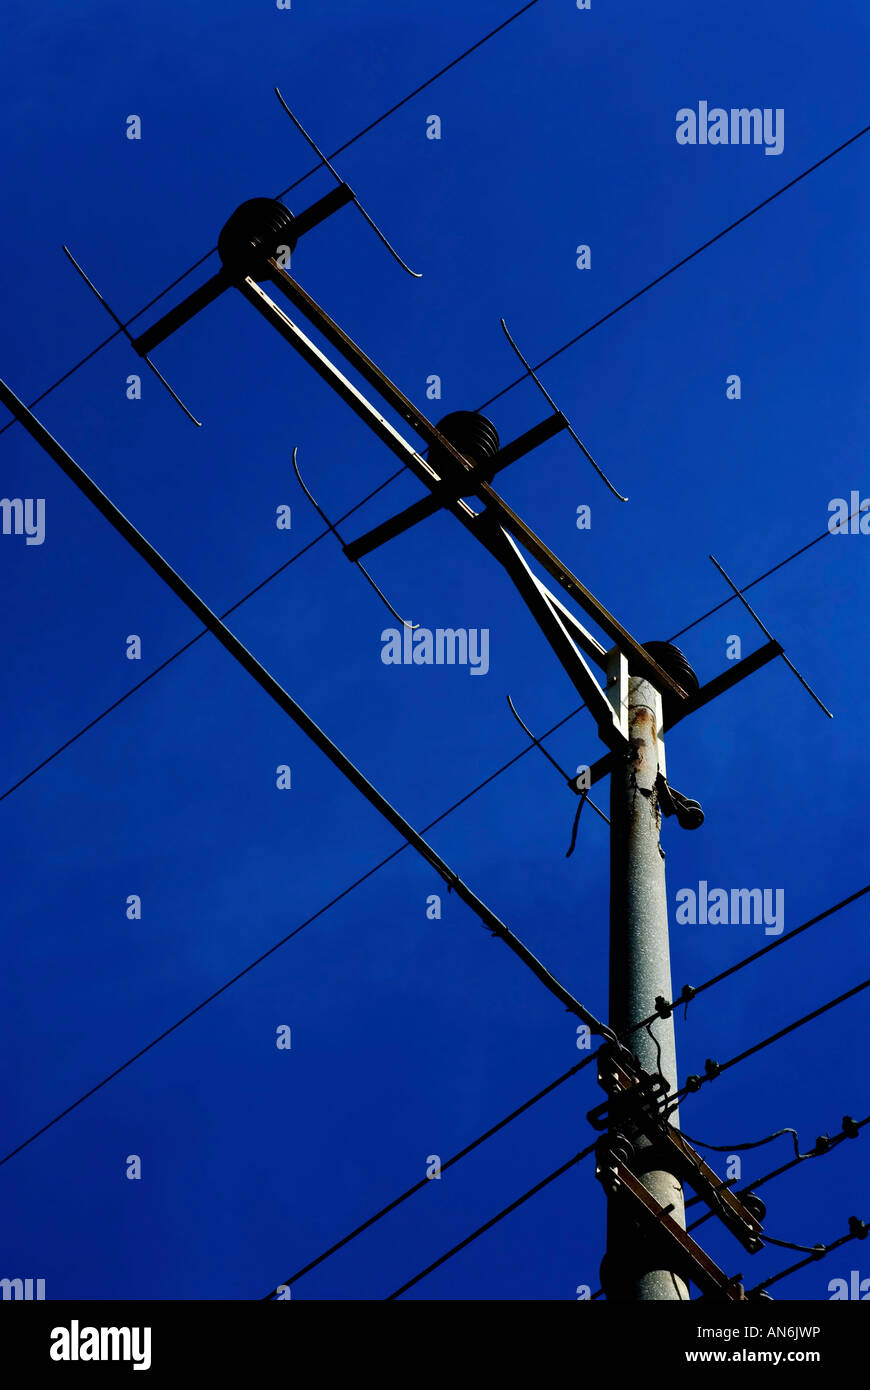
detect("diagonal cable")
[0,1,545,439]
[384,1142,598,1300]
[263,1053,598,1298]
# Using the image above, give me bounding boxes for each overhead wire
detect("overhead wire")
[383,1142,599,1300]
[260,895,868,1296]
[0,1,546,441]
[2,377,616,1055]
[668,977,870,1108]
[263,1053,599,1298]
[383,984,870,1297]
[686,1114,870,1231]
[476,121,870,413]
[1,102,865,496]
[3,748,864,1188]
[3,504,859,811]
[0,701,586,1171]
[623,883,870,1047]
[0,10,865,1303]
[746,1222,868,1296]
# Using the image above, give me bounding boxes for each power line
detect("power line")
[668,1118,861,1256]
[591,1111,866,1295]
[1,498,852,1162]
[0,2,544,442]
[0,705,588,1171]
[2,109,865,485]
[683,1125,820,1161]
[476,122,870,412]
[3,113,863,809]
[0,378,856,1173]
[2,22,864,1309]
[672,977,870,1105]
[0,379,618,1174]
[679,884,870,1001]
[384,1142,598,1300]
[0,469,403,804]
[271,3,544,209]
[715,976,870,1075]
[668,518,852,642]
[0,847,406,1169]
[3,376,614,1042]
[747,1220,868,1295]
[686,1114,870,1232]
[263,1053,598,1298]
[1,762,861,1298]
[380,996,868,1299]
[3,674,862,1184]
[263,887,866,1296]
[626,884,870,1045]
[0,496,847,809]
[3,81,866,1298]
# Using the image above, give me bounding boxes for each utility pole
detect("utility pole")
[65,156,823,1299]
[605,668,688,1300]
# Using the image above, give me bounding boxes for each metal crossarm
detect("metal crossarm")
[243,263,689,701]
[344,412,567,561]
[597,1153,744,1300]
[581,639,787,789]
[131,186,356,356]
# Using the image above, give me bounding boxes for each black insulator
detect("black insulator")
[218,198,299,279]
[741,1191,767,1223]
[641,640,700,719]
[843,1115,860,1139]
[430,410,500,495]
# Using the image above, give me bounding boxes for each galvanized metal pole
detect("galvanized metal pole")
[606,672,688,1300]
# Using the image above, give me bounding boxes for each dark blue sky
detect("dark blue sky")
[0,0,867,1300]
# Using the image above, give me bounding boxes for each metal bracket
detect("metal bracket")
[580,639,787,792]
[595,1144,746,1300]
[606,647,630,743]
[588,1042,671,1131]
[594,1053,764,1254]
[479,520,628,752]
